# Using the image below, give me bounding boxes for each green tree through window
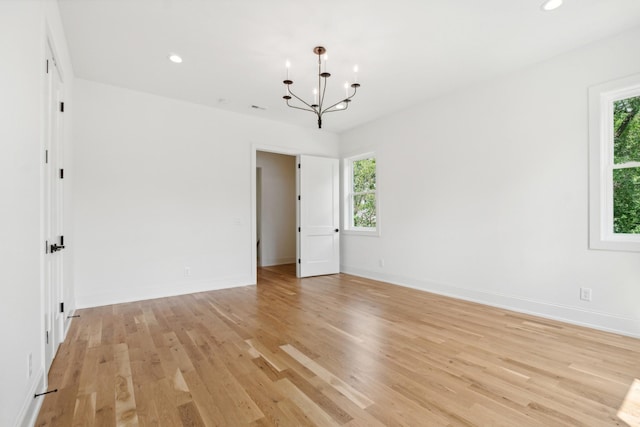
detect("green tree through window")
[613,96,640,234]
[351,157,376,229]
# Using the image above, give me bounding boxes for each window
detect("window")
[589,74,640,251]
[345,154,378,235]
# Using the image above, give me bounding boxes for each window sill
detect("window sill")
[342,229,380,237]
[590,235,640,252]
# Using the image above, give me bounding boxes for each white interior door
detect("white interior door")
[297,155,340,277]
[44,44,65,372]
[52,58,65,350]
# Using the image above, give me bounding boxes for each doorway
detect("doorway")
[256,151,297,273]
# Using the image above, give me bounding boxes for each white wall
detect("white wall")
[0,0,75,425]
[72,79,338,307]
[256,152,296,266]
[340,26,640,338]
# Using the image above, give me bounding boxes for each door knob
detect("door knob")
[335,228,339,232]
[50,243,65,253]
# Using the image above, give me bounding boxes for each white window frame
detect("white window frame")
[589,73,640,252]
[343,153,379,236]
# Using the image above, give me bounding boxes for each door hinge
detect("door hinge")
[298,258,301,264]
[46,59,49,74]
[298,163,300,169]
[60,102,65,112]
[298,227,301,232]
[60,235,64,246]
[45,150,48,164]
[60,302,64,313]
[45,240,49,254]
[59,169,64,179]
[46,330,49,344]
[297,195,301,201]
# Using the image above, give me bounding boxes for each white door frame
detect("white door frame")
[250,144,301,283]
[256,166,262,267]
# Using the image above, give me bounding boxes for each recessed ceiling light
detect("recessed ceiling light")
[541,0,563,11]
[168,53,183,64]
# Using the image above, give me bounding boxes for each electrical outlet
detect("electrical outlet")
[580,287,592,301]
[184,267,191,277]
[28,353,32,378]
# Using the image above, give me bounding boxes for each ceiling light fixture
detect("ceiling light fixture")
[168,53,183,63]
[541,0,563,11]
[282,46,360,129]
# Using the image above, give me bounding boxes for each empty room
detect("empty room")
[3,0,640,425]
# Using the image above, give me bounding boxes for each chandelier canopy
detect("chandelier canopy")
[282,46,360,129]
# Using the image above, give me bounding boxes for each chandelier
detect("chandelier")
[282,46,360,129]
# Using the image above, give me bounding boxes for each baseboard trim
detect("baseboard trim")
[260,257,296,267]
[15,368,45,427]
[76,276,254,309]
[63,308,74,339]
[341,265,640,339]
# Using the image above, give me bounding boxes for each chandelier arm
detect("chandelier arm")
[287,88,318,112]
[321,104,345,114]
[323,85,358,113]
[323,103,350,114]
[286,102,317,113]
[318,54,324,111]
[348,85,359,99]
[320,77,328,113]
[321,97,352,114]
[325,101,351,114]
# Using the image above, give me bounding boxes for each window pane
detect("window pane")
[613,167,640,234]
[353,158,376,192]
[614,96,640,164]
[353,193,376,228]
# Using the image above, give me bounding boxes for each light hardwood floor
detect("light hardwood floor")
[36,265,640,426]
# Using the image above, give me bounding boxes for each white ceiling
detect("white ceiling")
[57,0,640,133]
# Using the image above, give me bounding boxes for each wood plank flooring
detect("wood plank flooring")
[36,265,640,426]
